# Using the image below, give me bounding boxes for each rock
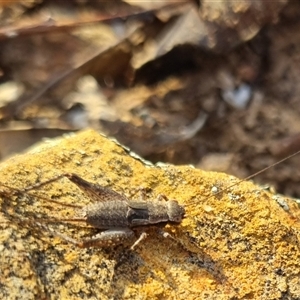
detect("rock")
[0,129,300,299]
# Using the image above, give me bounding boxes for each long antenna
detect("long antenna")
[238,149,300,182]
[189,149,300,204]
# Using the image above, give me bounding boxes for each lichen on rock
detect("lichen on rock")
[0,129,300,299]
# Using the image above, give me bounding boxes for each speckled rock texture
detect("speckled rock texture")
[0,130,300,299]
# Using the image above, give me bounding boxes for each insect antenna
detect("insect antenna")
[186,149,300,207]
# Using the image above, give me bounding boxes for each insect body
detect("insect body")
[22,173,185,249]
[82,197,185,227]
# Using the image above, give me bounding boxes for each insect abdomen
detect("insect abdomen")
[82,201,130,228]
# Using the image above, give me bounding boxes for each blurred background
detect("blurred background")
[0,0,300,197]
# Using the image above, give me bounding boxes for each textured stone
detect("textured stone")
[0,129,300,299]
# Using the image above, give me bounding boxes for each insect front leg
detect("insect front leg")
[156,194,169,201]
[128,187,149,202]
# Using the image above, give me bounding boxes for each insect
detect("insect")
[1,173,185,250]
[1,150,299,250]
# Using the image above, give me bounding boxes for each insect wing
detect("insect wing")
[66,174,128,203]
[81,184,128,203]
[127,201,148,210]
[127,201,150,225]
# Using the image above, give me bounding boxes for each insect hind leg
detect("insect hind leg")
[37,223,136,248]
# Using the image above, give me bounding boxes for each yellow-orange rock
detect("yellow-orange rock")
[0,129,300,299]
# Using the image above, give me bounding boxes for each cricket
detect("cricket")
[0,172,186,250]
[0,149,300,250]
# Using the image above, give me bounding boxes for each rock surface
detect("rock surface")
[0,129,300,299]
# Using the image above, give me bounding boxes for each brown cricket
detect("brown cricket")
[1,150,300,250]
[17,173,186,250]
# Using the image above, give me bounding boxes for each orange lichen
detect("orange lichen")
[0,129,300,299]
